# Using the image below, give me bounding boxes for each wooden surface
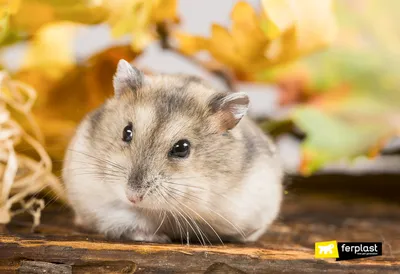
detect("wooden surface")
[1,175,400,273]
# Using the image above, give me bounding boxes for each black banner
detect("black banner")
[336,242,382,261]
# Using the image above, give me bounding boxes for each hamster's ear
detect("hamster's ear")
[113,59,144,97]
[211,92,249,131]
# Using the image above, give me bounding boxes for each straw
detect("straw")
[0,71,65,228]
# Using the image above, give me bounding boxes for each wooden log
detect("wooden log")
[19,261,72,274]
[1,234,399,273]
[2,187,399,273]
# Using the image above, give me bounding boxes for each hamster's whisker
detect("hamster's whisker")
[161,185,220,245]
[170,175,221,181]
[65,160,127,173]
[162,193,205,246]
[164,212,178,242]
[157,187,206,246]
[67,171,125,179]
[160,186,211,246]
[155,188,186,245]
[63,166,127,179]
[142,186,154,200]
[103,177,124,185]
[165,186,246,240]
[27,184,61,210]
[163,181,240,206]
[165,184,234,208]
[68,149,126,171]
[152,210,166,237]
[65,166,125,175]
[161,181,208,191]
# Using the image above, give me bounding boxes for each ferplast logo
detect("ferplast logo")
[336,242,383,261]
[315,241,339,259]
[315,241,383,261]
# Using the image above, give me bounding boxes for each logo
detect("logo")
[315,241,339,259]
[315,241,383,261]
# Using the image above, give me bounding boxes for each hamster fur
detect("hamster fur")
[62,59,283,244]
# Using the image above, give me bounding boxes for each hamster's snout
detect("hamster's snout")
[127,194,143,204]
[125,189,144,204]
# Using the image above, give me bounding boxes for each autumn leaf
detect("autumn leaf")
[173,32,208,55]
[9,0,107,35]
[208,24,243,69]
[106,0,179,51]
[292,106,395,175]
[20,21,79,81]
[230,2,269,62]
[0,0,20,43]
[253,0,400,175]
[1,0,179,51]
[174,1,336,80]
[288,67,400,175]
[175,2,270,77]
[261,0,337,61]
[0,10,9,43]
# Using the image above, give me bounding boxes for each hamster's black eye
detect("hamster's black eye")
[122,123,133,142]
[169,139,190,158]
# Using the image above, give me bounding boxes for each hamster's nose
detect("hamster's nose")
[127,193,143,204]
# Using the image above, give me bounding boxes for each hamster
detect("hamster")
[62,59,283,244]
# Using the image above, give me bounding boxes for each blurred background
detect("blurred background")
[1,0,400,218]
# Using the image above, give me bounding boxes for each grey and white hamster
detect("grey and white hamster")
[62,59,283,244]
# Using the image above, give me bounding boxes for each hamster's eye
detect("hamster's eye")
[169,139,190,158]
[122,123,133,142]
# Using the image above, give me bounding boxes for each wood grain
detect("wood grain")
[1,178,399,273]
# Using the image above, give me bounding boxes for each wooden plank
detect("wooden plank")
[0,233,399,273]
[19,261,72,274]
[1,187,399,273]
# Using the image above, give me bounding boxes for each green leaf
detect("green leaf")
[292,106,393,175]
[0,12,9,44]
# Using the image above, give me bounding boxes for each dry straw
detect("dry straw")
[0,71,65,229]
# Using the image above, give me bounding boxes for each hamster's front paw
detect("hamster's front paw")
[74,214,95,232]
[126,231,171,243]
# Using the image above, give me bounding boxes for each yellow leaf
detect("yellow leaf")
[21,21,78,80]
[208,24,243,69]
[173,32,208,55]
[260,0,294,39]
[106,0,178,51]
[173,1,336,79]
[0,0,20,42]
[261,0,337,58]
[293,0,337,54]
[8,0,21,14]
[0,11,8,42]
[10,0,107,34]
[151,0,178,22]
[230,1,269,61]
[0,0,21,14]
[107,0,139,37]
[131,30,153,52]
[265,27,297,63]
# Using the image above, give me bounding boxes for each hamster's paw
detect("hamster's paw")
[74,214,84,227]
[74,214,94,232]
[126,231,171,243]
